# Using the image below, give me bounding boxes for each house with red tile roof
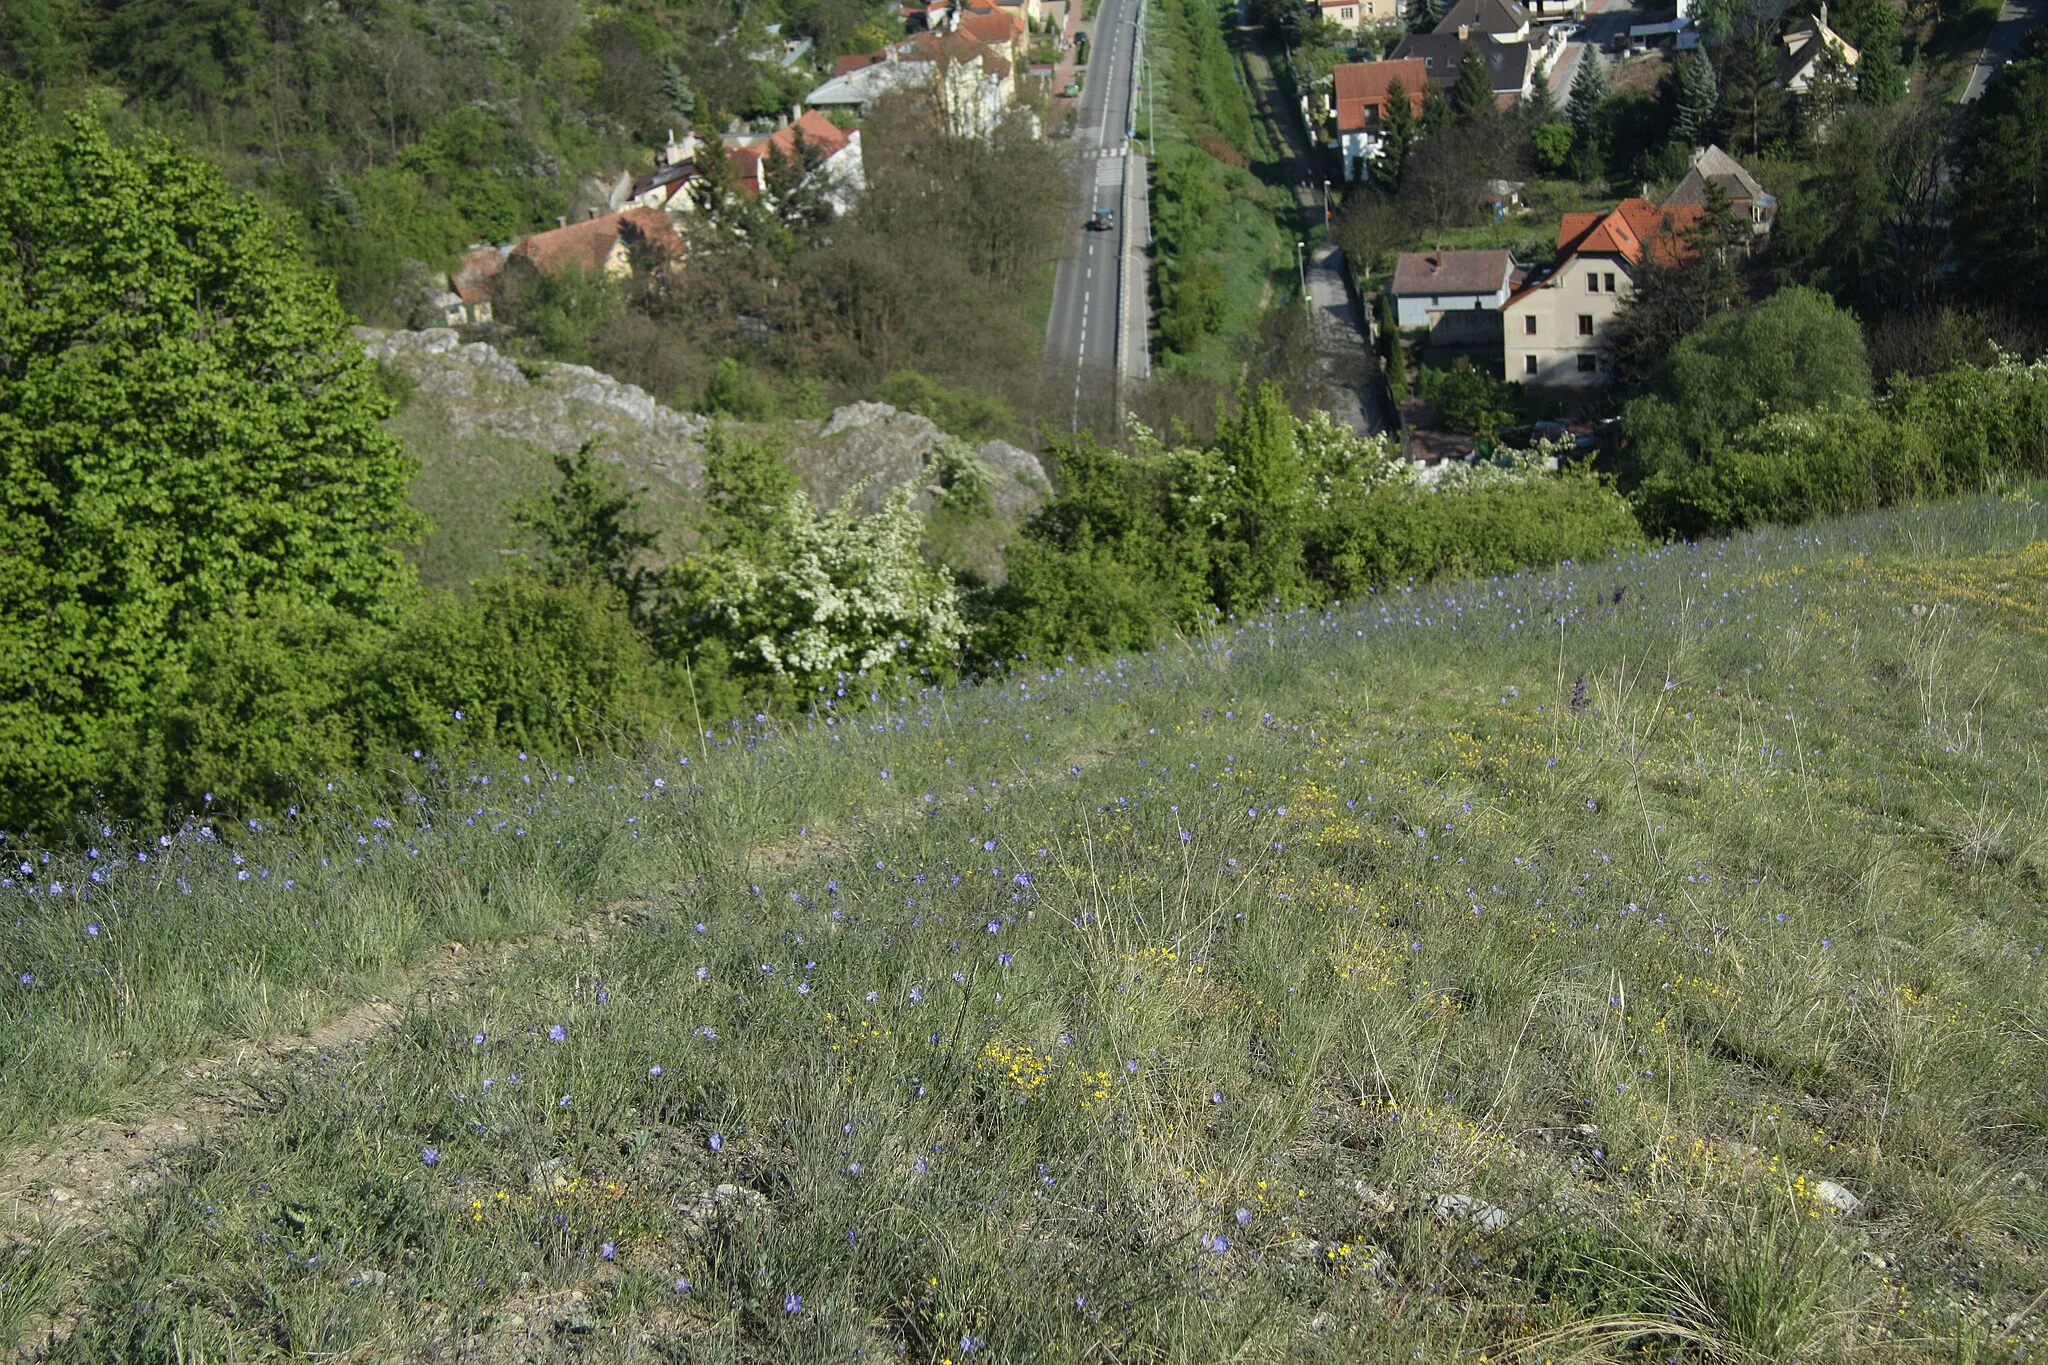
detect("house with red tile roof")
[511,208,685,281]
[1501,197,1703,386]
[1330,59,1428,182]
[727,110,866,215]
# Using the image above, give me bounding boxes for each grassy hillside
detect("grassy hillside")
[5,492,2048,1358]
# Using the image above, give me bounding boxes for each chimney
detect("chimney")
[793,104,802,122]
[1458,23,1469,38]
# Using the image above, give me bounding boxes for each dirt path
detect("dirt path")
[0,748,1113,1350]
[1233,17,1392,435]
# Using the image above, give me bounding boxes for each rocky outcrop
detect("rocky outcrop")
[359,327,1050,517]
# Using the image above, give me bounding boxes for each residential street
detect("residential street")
[1963,0,2044,100]
[1044,0,1149,428]
[1235,12,1391,434]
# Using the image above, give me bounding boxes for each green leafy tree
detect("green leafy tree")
[1531,120,1575,172]
[1206,384,1307,612]
[1673,51,1719,147]
[1610,179,1750,390]
[1451,46,1496,123]
[1621,285,1872,492]
[1418,358,1515,443]
[512,441,660,620]
[1526,58,1560,123]
[0,106,419,828]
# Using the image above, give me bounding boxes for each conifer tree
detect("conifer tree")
[1673,50,1719,147]
[1380,76,1419,185]
[1568,50,1608,135]
[1451,45,1496,122]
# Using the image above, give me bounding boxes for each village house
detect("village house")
[1313,0,1401,33]
[1665,143,1776,238]
[806,30,1018,138]
[509,208,687,282]
[1500,198,1702,387]
[1777,7,1859,91]
[1389,29,1538,104]
[1330,58,1428,181]
[1433,0,1530,42]
[726,110,866,215]
[1391,249,1518,351]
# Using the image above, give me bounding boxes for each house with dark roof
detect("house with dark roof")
[1330,59,1428,181]
[1390,250,1518,330]
[1666,144,1776,237]
[1389,30,1533,103]
[1431,0,1529,41]
[1500,198,1702,386]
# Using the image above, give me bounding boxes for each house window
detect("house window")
[1577,314,1593,336]
[1587,273,1599,292]
[1524,354,1538,375]
[1577,353,1598,372]
[1523,315,1536,335]
[1431,295,1440,306]
[1341,6,1354,16]
[1604,272,1616,292]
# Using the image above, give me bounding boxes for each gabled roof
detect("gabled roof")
[450,245,504,302]
[957,8,1024,47]
[512,209,684,277]
[1666,144,1769,208]
[1392,249,1516,296]
[1389,31,1529,93]
[729,111,856,194]
[1431,0,1529,38]
[1332,59,1430,132]
[628,158,700,204]
[1503,197,1701,306]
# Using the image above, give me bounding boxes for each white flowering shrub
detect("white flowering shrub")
[678,484,967,701]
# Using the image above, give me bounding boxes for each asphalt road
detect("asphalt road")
[1963,0,2044,100]
[1044,0,1145,422]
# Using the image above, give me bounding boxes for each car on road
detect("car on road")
[1089,208,1115,231]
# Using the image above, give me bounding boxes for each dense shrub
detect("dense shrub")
[980,387,1638,661]
[1634,355,2048,538]
[1305,474,1643,596]
[0,106,419,832]
[117,580,677,817]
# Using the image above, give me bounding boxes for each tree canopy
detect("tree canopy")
[0,104,419,826]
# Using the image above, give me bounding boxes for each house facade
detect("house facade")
[805,31,1016,138]
[1389,30,1534,103]
[1665,143,1776,238]
[728,110,866,215]
[1331,58,1428,181]
[1500,198,1700,387]
[1391,250,1516,327]
[1314,0,1400,32]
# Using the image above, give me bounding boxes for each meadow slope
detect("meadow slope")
[4,492,2048,1361]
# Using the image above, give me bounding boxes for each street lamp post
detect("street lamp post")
[1322,178,1330,225]
[1296,239,1308,312]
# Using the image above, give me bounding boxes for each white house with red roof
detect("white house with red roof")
[1500,198,1704,386]
[727,110,866,215]
[1330,59,1428,181]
